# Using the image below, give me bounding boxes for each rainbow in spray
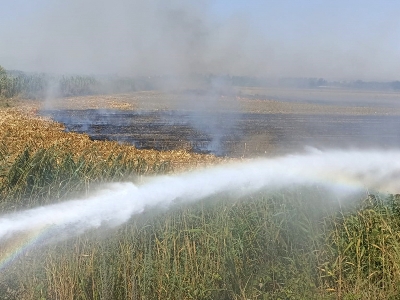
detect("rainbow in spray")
[0,225,51,272]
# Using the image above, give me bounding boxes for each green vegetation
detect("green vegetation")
[0,65,159,99]
[1,146,400,299]
[0,65,13,99]
[1,71,99,99]
[0,146,170,212]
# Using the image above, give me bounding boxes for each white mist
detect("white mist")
[0,149,399,241]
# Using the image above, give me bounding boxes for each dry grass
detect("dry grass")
[46,93,171,111]
[0,107,224,172]
[239,97,398,115]
[237,86,400,115]
[46,94,137,110]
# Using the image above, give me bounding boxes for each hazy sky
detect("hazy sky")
[1,0,400,80]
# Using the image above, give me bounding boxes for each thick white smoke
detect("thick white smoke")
[0,149,400,241]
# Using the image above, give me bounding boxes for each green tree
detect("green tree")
[0,65,10,97]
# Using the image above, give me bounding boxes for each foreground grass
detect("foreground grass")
[0,147,171,211]
[1,147,400,299]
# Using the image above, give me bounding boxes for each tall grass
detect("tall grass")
[0,188,333,299]
[1,146,400,299]
[3,73,98,99]
[0,147,170,211]
[321,194,400,299]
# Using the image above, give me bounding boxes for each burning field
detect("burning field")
[2,90,400,299]
[3,0,400,297]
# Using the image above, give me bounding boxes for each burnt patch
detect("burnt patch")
[41,109,400,157]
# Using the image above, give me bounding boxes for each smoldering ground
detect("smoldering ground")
[41,104,400,156]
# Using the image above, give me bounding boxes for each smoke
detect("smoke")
[1,1,400,80]
[3,1,400,153]
[1,149,400,242]
[177,76,240,154]
[44,77,61,109]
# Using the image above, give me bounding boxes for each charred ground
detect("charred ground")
[41,88,400,157]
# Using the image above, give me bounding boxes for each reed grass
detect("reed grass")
[2,150,400,299]
[1,185,335,299]
[0,147,170,211]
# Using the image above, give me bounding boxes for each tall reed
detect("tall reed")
[1,146,400,299]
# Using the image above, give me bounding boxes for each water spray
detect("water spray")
[1,149,400,245]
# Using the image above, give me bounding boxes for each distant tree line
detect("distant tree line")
[230,75,400,91]
[1,68,100,99]
[1,64,400,99]
[200,73,399,91]
[0,66,159,99]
